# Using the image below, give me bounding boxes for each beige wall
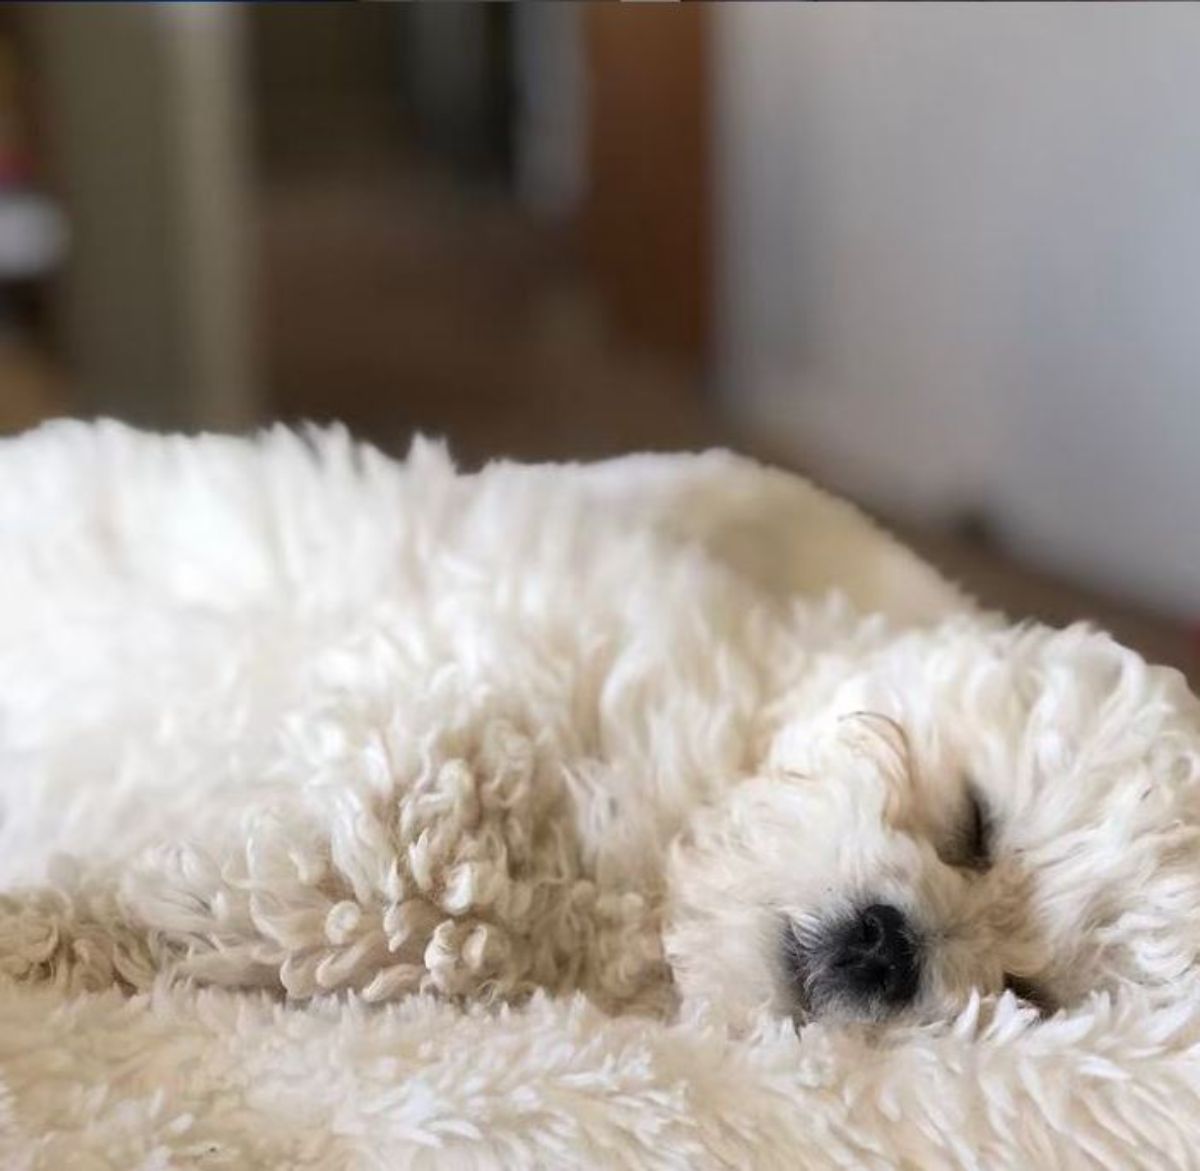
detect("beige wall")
[35,6,258,431]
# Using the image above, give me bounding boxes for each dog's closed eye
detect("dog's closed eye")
[964,788,991,869]
[938,786,992,871]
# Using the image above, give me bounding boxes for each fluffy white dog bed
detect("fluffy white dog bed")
[2,421,1199,1169]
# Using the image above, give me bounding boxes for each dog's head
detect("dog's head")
[665,619,1200,1028]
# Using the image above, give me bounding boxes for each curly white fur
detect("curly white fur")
[0,421,963,1012]
[2,420,1199,1167]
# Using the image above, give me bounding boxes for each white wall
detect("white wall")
[716,5,1200,619]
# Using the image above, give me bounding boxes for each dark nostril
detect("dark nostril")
[832,903,919,1008]
[857,904,889,951]
[855,903,905,957]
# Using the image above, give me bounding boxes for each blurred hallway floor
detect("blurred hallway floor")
[904,528,1197,684]
[259,168,723,467]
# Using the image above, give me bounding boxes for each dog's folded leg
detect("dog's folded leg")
[0,878,163,995]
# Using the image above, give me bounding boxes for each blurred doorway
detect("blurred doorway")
[249,4,719,462]
[584,5,710,368]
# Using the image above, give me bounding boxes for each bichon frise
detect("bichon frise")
[3,428,1198,1034]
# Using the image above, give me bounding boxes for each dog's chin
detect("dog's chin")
[789,997,918,1030]
[788,980,1054,1032]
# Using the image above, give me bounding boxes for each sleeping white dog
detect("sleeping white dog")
[2,423,1198,1034]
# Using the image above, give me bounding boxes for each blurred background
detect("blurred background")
[0,5,1196,679]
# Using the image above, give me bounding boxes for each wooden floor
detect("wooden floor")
[258,169,724,468]
[0,341,66,438]
[904,529,1197,682]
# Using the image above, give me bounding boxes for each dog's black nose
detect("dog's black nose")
[830,903,920,1009]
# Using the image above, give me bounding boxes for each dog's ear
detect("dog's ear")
[767,710,916,823]
[836,710,910,762]
[830,711,917,827]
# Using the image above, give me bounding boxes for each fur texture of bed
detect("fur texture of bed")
[2,421,1199,1169]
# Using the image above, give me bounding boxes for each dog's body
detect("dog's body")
[3,424,1199,1031]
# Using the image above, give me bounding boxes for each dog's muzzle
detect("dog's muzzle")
[828,903,920,1008]
[784,902,922,1018]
